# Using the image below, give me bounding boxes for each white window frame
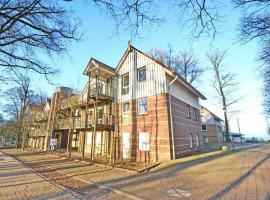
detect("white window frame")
[201,125,207,131]
[137,67,146,82]
[196,133,200,147]
[122,102,130,124]
[139,132,149,151]
[122,73,129,95]
[186,104,191,118]
[193,108,198,121]
[123,102,130,113]
[138,97,148,115]
[189,133,193,148]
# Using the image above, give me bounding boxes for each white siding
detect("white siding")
[116,50,167,102]
[166,75,200,109]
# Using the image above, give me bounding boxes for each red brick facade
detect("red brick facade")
[115,93,203,163]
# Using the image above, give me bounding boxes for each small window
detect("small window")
[98,108,104,120]
[122,73,129,95]
[189,133,193,148]
[123,102,130,113]
[74,109,80,117]
[139,132,149,151]
[138,98,148,114]
[138,67,146,82]
[196,133,200,147]
[186,105,191,118]
[202,125,207,131]
[122,102,130,124]
[193,108,197,121]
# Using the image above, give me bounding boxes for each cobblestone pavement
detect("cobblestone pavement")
[0,152,128,200]
[2,144,270,200]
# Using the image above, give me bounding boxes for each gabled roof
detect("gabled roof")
[201,106,224,122]
[116,43,206,100]
[83,57,115,75]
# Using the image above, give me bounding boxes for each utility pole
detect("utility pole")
[237,119,241,134]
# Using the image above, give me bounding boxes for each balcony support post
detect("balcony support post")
[82,75,90,159]
[91,71,99,161]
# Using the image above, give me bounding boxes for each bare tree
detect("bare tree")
[207,50,240,142]
[176,0,220,39]
[83,0,162,37]
[150,45,204,85]
[174,51,204,84]
[2,73,42,147]
[263,65,270,118]
[0,0,79,82]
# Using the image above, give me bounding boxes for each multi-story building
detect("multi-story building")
[26,98,51,149]
[35,43,206,164]
[200,106,225,143]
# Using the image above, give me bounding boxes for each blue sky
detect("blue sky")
[14,1,270,138]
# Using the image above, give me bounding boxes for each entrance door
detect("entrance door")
[122,132,130,159]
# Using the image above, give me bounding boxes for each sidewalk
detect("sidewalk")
[1,143,266,200]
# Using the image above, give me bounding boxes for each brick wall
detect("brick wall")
[170,95,203,158]
[117,93,172,162]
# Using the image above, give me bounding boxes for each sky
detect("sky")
[2,1,269,139]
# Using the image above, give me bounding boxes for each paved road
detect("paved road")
[0,152,127,200]
[108,144,270,200]
[1,144,270,200]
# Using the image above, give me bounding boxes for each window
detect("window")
[139,132,149,151]
[122,102,130,124]
[193,108,198,121]
[189,133,193,148]
[123,102,130,113]
[138,98,148,114]
[122,73,129,95]
[74,109,80,117]
[186,105,191,118]
[203,135,209,143]
[196,133,200,147]
[201,125,207,131]
[138,67,146,82]
[217,126,222,132]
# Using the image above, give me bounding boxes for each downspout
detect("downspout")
[168,74,178,160]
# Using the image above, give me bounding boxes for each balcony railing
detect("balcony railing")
[89,83,114,99]
[87,113,115,128]
[54,114,115,130]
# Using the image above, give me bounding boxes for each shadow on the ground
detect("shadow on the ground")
[207,153,270,200]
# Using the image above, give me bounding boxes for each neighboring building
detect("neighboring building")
[231,132,245,143]
[28,43,206,164]
[200,106,224,143]
[26,98,51,149]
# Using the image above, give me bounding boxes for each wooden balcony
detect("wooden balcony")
[54,114,115,131]
[87,113,115,130]
[89,83,114,101]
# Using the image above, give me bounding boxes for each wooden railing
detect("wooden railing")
[54,114,115,130]
[89,83,114,99]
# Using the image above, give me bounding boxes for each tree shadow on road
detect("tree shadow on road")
[207,153,270,200]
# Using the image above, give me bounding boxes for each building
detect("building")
[28,43,206,164]
[231,132,245,143]
[200,106,225,143]
[26,98,51,149]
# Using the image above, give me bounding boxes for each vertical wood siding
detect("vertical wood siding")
[116,50,167,103]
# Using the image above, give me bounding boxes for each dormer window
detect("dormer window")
[122,73,129,95]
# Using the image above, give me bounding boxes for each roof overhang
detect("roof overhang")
[83,58,115,77]
[167,71,207,100]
